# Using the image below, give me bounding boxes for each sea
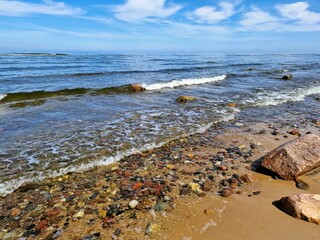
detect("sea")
[0,52,319,197]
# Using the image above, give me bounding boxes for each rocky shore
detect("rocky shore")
[0,115,319,240]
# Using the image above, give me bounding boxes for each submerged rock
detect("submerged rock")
[278,194,320,225]
[176,96,197,103]
[261,134,320,180]
[282,74,293,80]
[130,83,145,92]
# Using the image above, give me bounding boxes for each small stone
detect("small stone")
[253,191,261,195]
[240,174,253,183]
[129,200,139,209]
[164,196,171,201]
[149,209,156,219]
[45,209,60,217]
[166,164,175,170]
[235,122,244,127]
[202,181,213,191]
[145,222,160,235]
[11,208,21,217]
[221,188,232,197]
[218,165,228,171]
[204,209,215,216]
[132,182,144,190]
[111,166,119,171]
[295,179,310,190]
[36,220,48,230]
[73,210,85,219]
[186,153,195,159]
[288,129,300,135]
[189,182,202,193]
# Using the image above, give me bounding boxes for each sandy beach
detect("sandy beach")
[1,115,319,240]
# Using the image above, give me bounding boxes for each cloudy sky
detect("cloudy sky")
[0,0,320,52]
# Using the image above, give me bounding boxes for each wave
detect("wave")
[0,75,227,104]
[0,93,6,101]
[142,75,227,90]
[246,85,320,107]
[0,109,237,197]
[10,66,221,80]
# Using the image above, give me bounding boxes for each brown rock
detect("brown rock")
[227,102,237,108]
[240,174,253,183]
[278,194,320,225]
[261,134,320,180]
[132,182,144,190]
[221,188,232,197]
[36,220,48,230]
[11,208,21,217]
[202,181,213,192]
[288,129,300,135]
[45,209,60,217]
[218,165,228,171]
[130,83,145,92]
[176,96,197,103]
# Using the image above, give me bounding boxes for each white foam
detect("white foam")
[0,109,238,197]
[142,75,227,91]
[0,93,6,101]
[248,85,320,107]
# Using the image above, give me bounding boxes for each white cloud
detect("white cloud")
[276,2,320,24]
[0,0,83,16]
[188,2,237,24]
[113,0,181,22]
[240,7,278,30]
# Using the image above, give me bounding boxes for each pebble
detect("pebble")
[295,179,310,190]
[73,210,85,218]
[202,181,213,191]
[166,164,175,170]
[189,182,202,193]
[128,200,139,209]
[145,222,160,235]
[221,188,232,197]
[204,209,215,216]
[164,196,171,201]
[11,208,21,217]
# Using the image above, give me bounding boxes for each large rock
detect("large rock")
[282,74,293,80]
[130,83,145,92]
[261,134,320,180]
[278,194,320,225]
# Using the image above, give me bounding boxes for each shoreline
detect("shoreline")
[0,116,319,239]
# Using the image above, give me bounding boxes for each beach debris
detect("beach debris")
[277,194,320,225]
[261,134,320,180]
[130,83,145,92]
[176,96,197,103]
[282,74,293,80]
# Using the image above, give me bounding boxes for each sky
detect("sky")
[0,0,320,53]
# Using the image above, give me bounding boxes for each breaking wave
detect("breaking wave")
[142,75,227,90]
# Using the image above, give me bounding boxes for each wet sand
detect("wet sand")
[0,120,319,240]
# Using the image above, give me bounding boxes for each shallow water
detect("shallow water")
[0,53,319,196]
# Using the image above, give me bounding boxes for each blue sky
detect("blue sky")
[0,0,320,52]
